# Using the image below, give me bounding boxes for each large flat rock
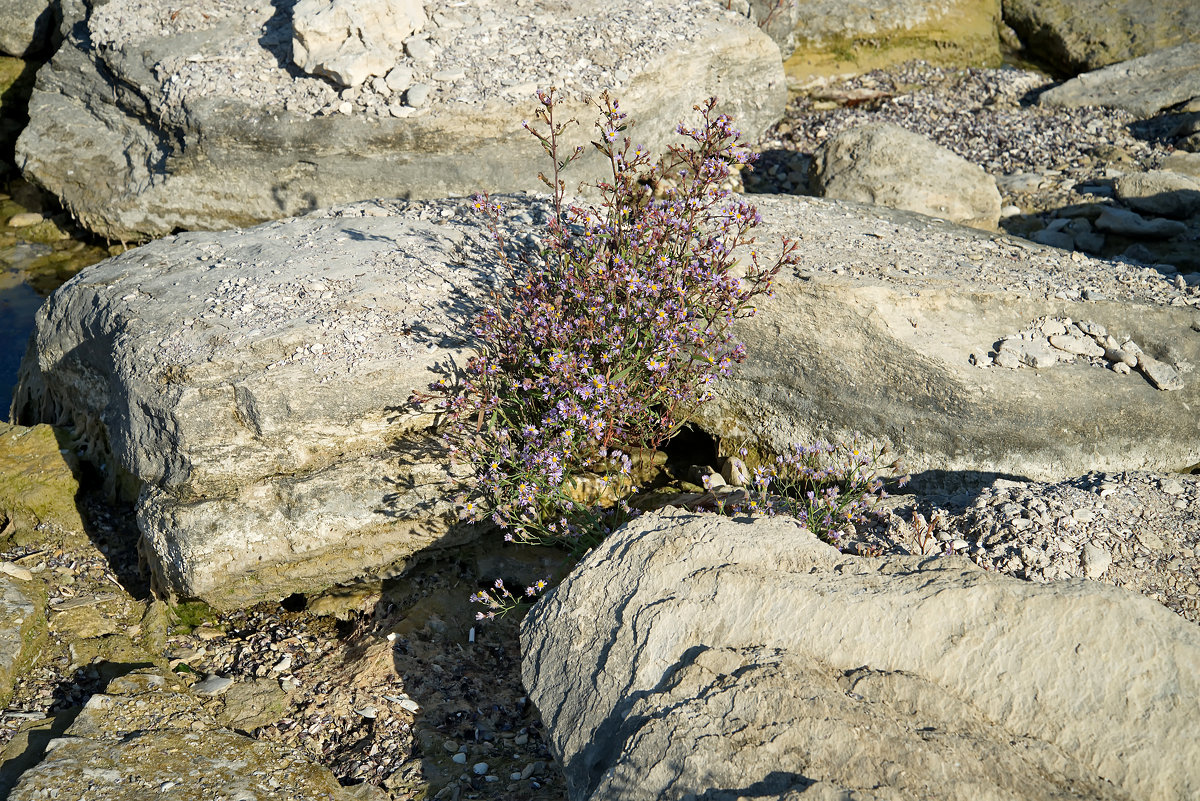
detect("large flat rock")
[522,510,1200,801]
[698,194,1200,489]
[12,197,515,608]
[1039,43,1200,118]
[15,0,784,240]
[1002,0,1200,75]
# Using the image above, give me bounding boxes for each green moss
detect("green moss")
[0,424,86,543]
[168,600,218,634]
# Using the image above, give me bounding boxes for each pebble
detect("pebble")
[0,561,34,581]
[406,83,431,108]
[6,212,44,228]
[192,674,234,695]
[1161,480,1185,495]
[452,752,467,764]
[472,762,489,775]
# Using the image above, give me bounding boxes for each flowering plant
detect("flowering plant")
[424,89,798,555]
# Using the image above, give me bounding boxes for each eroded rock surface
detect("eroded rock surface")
[0,570,44,708]
[7,671,362,800]
[15,0,784,240]
[700,194,1200,489]
[522,511,1200,801]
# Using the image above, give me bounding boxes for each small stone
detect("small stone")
[452,752,467,764]
[992,350,1020,369]
[721,457,750,487]
[1049,334,1104,357]
[7,212,44,228]
[510,772,523,781]
[406,83,431,108]
[355,706,377,719]
[385,66,414,93]
[950,539,969,551]
[1104,347,1138,367]
[1137,530,1165,552]
[520,762,537,780]
[432,68,465,82]
[472,762,489,775]
[0,561,34,581]
[1072,508,1095,523]
[193,674,234,695]
[337,101,352,115]
[1112,362,1132,375]
[1160,479,1185,495]
[405,37,433,62]
[513,733,529,746]
[1040,319,1068,337]
[1136,354,1185,391]
[443,740,458,753]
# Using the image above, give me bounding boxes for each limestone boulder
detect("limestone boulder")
[0,0,52,56]
[1039,43,1200,118]
[810,123,1002,229]
[292,0,426,89]
[7,671,362,800]
[15,0,784,241]
[696,194,1200,489]
[1002,0,1200,75]
[785,0,1001,85]
[521,510,1200,801]
[11,197,516,608]
[0,570,45,708]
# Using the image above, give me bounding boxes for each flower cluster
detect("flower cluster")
[429,89,798,549]
[469,577,549,621]
[718,438,907,546]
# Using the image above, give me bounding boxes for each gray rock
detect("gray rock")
[522,510,1200,801]
[1073,231,1105,253]
[192,674,234,696]
[1094,206,1188,239]
[291,0,426,89]
[1039,43,1200,117]
[1137,353,1185,391]
[12,199,501,608]
[695,195,1200,487]
[8,674,360,800]
[1029,228,1074,250]
[15,0,785,240]
[1115,170,1200,219]
[1003,0,1200,75]
[0,572,45,708]
[0,0,52,56]
[810,123,1002,230]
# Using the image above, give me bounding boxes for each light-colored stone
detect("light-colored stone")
[12,200,501,608]
[1115,170,1200,219]
[1136,353,1185,391]
[292,0,425,89]
[1039,42,1200,115]
[1082,542,1112,578]
[5,211,42,227]
[810,123,1002,230]
[696,195,1200,488]
[522,511,1200,801]
[16,0,785,240]
[1004,0,1200,75]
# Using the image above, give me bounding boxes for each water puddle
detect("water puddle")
[0,178,118,409]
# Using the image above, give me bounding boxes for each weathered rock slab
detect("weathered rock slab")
[521,510,1200,801]
[16,0,784,240]
[0,423,84,540]
[12,198,512,608]
[698,194,1200,488]
[1002,0,1200,75]
[8,672,362,800]
[810,122,1001,229]
[1039,43,1200,117]
[784,0,1001,85]
[0,571,44,708]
